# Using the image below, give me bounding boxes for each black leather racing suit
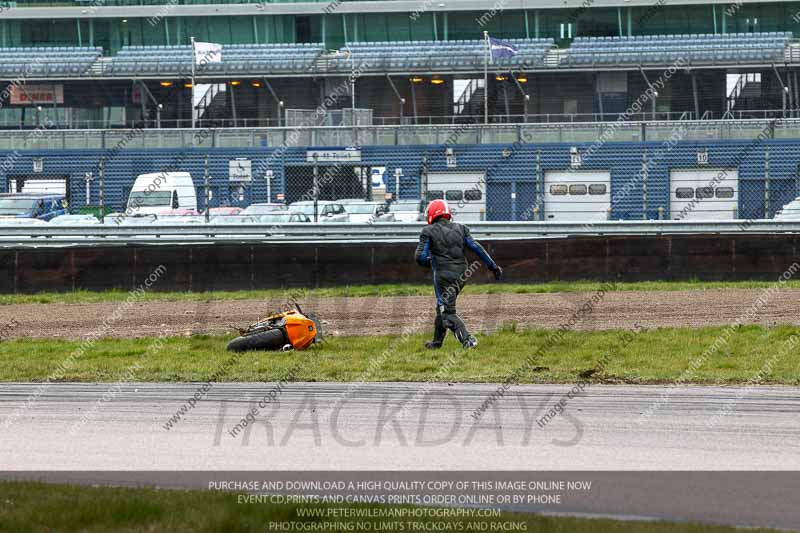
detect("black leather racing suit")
[414,218,499,345]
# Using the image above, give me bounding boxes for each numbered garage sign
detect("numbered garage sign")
[229,158,252,182]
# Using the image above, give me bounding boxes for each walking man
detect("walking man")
[414,199,503,349]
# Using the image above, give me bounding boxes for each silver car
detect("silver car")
[288,201,349,222]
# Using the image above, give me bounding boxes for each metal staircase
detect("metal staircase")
[726,72,761,112]
[453,79,484,122]
[195,83,227,126]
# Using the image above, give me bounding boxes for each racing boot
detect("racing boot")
[425,314,447,349]
[454,327,478,349]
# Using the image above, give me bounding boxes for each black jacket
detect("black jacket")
[414,218,498,276]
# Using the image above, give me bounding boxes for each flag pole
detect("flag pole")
[483,31,489,125]
[190,36,196,131]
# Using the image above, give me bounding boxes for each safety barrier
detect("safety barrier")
[0,220,796,247]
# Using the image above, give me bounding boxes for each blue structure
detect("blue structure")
[1,138,797,221]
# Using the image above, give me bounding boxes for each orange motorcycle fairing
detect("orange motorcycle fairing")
[283,312,317,350]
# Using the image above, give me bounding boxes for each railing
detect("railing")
[1,117,799,149]
[6,109,800,131]
[559,46,789,69]
[0,220,799,248]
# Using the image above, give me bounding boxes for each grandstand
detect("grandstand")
[0,0,799,222]
[0,0,798,126]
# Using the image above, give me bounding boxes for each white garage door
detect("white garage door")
[670,169,738,220]
[9,178,67,195]
[544,170,611,222]
[426,171,486,222]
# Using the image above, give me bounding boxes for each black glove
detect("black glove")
[492,266,504,281]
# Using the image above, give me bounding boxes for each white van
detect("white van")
[125,172,198,216]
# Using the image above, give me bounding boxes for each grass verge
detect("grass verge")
[2,325,798,384]
[1,279,799,305]
[0,481,781,533]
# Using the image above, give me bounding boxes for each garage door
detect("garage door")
[670,169,738,220]
[544,170,611,222]
[426,172,486,222]
[8,176,67,196]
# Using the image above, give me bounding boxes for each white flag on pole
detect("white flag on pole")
[194,41,222,65]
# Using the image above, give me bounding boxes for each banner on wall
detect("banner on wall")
[8,84,64,105]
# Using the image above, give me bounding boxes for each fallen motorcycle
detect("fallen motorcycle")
[226,303,321,352]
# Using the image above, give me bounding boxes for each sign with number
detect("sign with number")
[697,150,709,165]
[306,149,361,163]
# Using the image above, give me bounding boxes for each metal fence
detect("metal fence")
[2,118,800,150]
[0,143,799,225]
[1,117,800,223]
[2,109,798,132]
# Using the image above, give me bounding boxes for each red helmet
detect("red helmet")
[426,199,452,224]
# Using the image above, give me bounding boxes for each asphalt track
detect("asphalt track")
[1,382,799,529]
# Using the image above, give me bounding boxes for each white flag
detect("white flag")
[194,41,222,65]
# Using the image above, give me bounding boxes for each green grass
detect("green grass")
[0,481,781,533]
[2,325,798,384]
[1,279,799,305]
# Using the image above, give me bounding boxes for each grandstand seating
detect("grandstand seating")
[107,43,325,76]
[0,34,792,78]
[335,38,555,72]
[564,32,792,66]
[0,46,102,77]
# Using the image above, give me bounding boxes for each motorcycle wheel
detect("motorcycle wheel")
[227,328,287,352]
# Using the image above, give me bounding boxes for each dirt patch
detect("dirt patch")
[0,288,798,341]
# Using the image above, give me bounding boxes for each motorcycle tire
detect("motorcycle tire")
[227,328,287,352]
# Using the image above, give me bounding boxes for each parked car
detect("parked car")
[209,215,261,224]
[774,198,800,220]
[49,214,100,225]
[208,207,243,217]
[288,201,348,222]
[343,201,394,223]
[241,203,288,215]
[104,214,158,225]
[0,193,69,221]
[387,199,425,222]
[257,212,311,223]
[0,217,48,225]
[159,216,205,225]
[155,209,200,217]
[338,198,372,205]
